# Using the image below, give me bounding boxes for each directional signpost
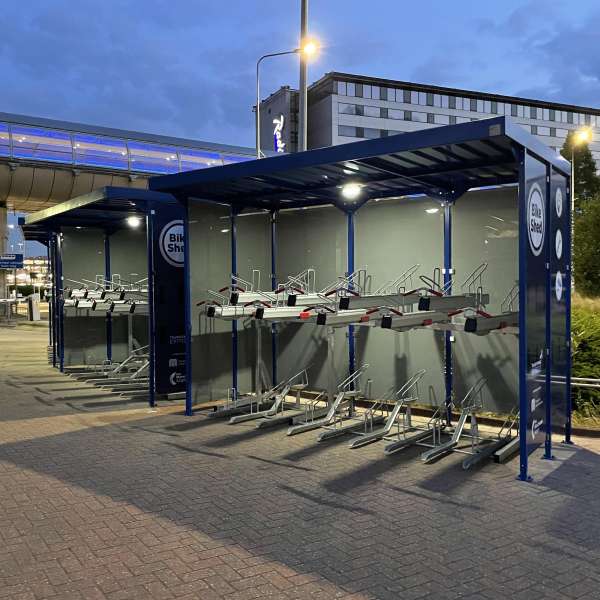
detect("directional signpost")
[0,254,24,269]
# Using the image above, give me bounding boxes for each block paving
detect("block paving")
[1,326,600,599]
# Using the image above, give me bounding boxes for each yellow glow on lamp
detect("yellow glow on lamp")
[300,39,319,57]
[574,127,592,145]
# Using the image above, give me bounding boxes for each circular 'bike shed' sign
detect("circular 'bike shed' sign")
[159,220,185,267]
[527,183,545,257]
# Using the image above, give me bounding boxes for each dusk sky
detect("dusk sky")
[5,0,600,254]
[3,0,600,149]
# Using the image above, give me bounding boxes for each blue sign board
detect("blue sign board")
[522,154,548,457]
[0,253,24,269]
[150,203,186,395]
[550,170,569,429]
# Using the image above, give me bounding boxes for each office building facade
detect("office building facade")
[260,72,600,170]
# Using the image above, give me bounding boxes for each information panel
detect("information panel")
[550,169,569,428]
[150,202,186,395]
[0,253,24,269]
[523,154,549,454]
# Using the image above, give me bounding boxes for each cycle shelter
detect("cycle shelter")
[22,186,186,407]
[150,116,571,481]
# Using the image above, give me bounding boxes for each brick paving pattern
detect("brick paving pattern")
[1,326,600,599]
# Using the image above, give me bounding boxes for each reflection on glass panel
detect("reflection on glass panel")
[12,126,72,163]
[73,134,128,169]
[364,105,380,118]
[413,111,427,123]
[338,125,356,137]
[128,141,179,173]
[363,127,380,139]
[338,102,357,115]
[388,108,403,120]
[337,81,347,96]
[180,148,223,171]
[220,154,251,165]
[0,123,9,156]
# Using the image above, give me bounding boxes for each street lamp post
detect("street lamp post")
[255,40,319,159]
[256,50,299,159]
[570,127,592,293]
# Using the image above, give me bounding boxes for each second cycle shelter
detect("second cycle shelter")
[150,116,571,482]
[22,186,186,407]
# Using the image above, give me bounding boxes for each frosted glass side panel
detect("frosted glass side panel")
[276,207,348,391]
[355,197,445,403]
[189,202,232,403]
[452,187,518,414]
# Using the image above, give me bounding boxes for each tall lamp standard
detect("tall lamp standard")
[570,127,592,293]
[255,40,318,159]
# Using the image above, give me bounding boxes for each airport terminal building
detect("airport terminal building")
[260,72,600,169]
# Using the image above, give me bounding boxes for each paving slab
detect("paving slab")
[1,325,600,599]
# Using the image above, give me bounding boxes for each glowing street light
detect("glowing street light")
[255,37,320,158]
[570,127,593,293]
[301,39,319,57]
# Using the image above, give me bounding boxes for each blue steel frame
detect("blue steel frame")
[56,232,65,373]
[152,117,572,481]
[347,211,356,379]
[147,210,157,409]
[565,174,573,444]
[23,187,185,412]
[443,202,453,425]
[183,200,194,416]
[49,233,57,367]
[104,231,112,363]
[270,210,278,384]
[517,147,529,481]
[230,208,239,398]
[544,164,553,460]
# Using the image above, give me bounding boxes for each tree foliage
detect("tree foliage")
[573,200,600,296]
[559,134,600,296]
[560,131,600,208]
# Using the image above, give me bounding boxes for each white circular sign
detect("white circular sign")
[555,271,563,301]
[527,183,545,257]
[555,229,563,259]
[159,220,185,268]
[555,187,563,218]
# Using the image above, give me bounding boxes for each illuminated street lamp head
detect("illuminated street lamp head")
[126,215,142,228]
[341,182,362,201]
[301,38,319,57]
[574,127,592,145]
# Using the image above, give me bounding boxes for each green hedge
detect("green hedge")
[572,302,600,417]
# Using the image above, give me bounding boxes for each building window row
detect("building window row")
[339,102,475,125]
[335,80,599,127]
[0,122,251,174]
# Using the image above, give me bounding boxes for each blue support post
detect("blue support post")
[56,232,65,373]
[183,200,193,416]
[347,211,356,379]
[443,202,453,425]
[146,211,156,409]
[50,234,57,368]
[46,238,52,348]
[270,210,278,384]
[564,172,573,444]
[517,148,530,482]
[544,166,554,460]
[104,232,112,364]
[231,209,238,397]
